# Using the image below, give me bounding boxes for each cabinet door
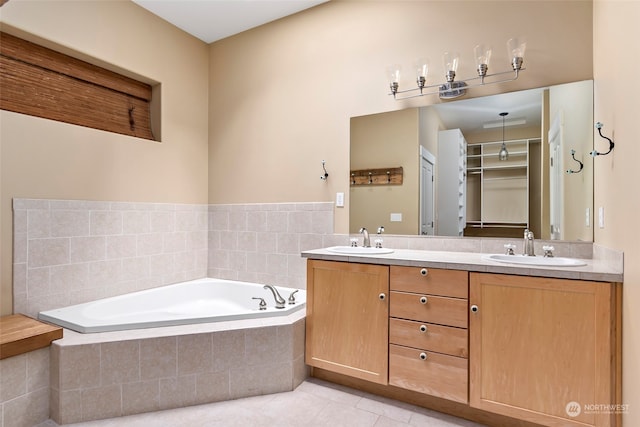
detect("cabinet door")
[469,273,617,427]
[306,260,389,384]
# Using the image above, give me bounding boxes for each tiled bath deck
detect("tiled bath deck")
[39,378,486,427]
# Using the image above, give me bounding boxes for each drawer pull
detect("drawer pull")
[419,352,428,360]
[419,325,428,333]
[379,293,386,301]
[471,305,479,313]
[420,296,428,304]
[420,268,428,276]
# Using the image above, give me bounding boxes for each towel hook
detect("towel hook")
[320,160,329,181]
[590,122,615,157]
[566,149,584,174]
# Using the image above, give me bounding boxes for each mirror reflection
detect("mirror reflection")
[350,80,593,241]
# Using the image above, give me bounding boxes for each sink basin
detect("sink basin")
[326,246,394,255]
[483,254,586,267]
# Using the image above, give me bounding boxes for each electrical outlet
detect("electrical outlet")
[585,207,590,227]
[335,192,344,208]
[598,206,605,229]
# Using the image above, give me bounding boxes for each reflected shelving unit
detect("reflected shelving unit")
[466,138,539,236]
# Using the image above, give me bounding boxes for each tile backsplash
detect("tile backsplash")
[12,199,335,317]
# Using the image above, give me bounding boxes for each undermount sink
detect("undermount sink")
[483,254,587,267]
[326,246,394,255]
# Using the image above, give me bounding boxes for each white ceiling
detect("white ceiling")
[132,0,329,44]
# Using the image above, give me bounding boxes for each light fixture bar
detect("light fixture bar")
[483,117,526,129]
[389,67,524,100]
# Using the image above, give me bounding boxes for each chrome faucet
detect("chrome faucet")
[359,227,370,247]
[523,229,535,256]
[263,285,286,309]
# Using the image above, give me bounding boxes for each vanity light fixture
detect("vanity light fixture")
[590,122,615,157]
[499,112,509,161]
[388,37,526,100]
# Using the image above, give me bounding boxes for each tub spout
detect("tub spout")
[264,285,286,309]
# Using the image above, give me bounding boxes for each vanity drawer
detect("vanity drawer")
[389,344,468,404]
[389,318,468,358]
[390,266,468,299]
[390,291,468,328]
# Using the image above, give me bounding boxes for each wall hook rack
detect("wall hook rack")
[566,149,584,174]
[320,160,329,181]
[350,167,403,185]
[590,122,615,157]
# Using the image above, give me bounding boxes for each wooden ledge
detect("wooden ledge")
[0,314,63,360]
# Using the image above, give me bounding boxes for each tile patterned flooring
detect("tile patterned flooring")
[39,378,486,427]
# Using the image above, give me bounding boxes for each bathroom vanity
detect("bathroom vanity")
[302,248,622,427]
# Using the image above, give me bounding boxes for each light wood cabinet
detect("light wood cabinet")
[305,259,389,385]
[469,273,621,427]
[388,266,469,403]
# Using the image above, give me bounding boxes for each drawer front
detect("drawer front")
[390,266,468,298]
[390,291,468,328]
[389,344,468,404]
[389,318,468,358]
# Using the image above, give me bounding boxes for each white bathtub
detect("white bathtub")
[39,278,306,333]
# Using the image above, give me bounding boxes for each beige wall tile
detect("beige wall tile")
[212,330,246,372]
[3,387,49,427]
[159,375,196,410]
[195,371,230,404]
[50,388,82,425]
[0,354,26,401]
[26,348,49,392]
[140,337,177,380]
[178,333,213,375]
[50,210,90,238]
[122,380,160,416]
[69,236,105,263]
[81,384,122,422]
[27,209,50,239]
[28,238,69,268]
[58,344,100,391]
[229,361,292,399]
[101,341,140,386]
[90,211,123,236]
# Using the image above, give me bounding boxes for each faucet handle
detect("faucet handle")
[375,238,383,249]
[504,243,516,255]
[377,226,385,234]
[542,245,555,258]
[288,290,299,305]
[252,297,267,310]
[349,237,358,247]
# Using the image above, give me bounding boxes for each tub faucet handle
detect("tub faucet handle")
[252,297,267,310]
[288,290,299,305]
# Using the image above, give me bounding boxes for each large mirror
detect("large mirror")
[350,80,593,241]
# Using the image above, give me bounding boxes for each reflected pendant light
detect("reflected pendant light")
[499,112,509,161]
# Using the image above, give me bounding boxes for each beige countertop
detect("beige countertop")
[301,248,623,283]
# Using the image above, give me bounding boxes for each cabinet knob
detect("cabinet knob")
[379,293,386,301]
[419,352,428,360]
[420,296,428,304]
[420,268,428,276]
[419,325,427,333]
[471,305,479,313]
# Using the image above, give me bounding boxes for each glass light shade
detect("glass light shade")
[414,58,429,79]
[386,64,402,84]
[442,52,460,72]
[507,37,527,59]
[499,143,509,161]
[474,44,492,67]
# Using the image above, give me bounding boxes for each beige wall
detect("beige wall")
[208,0,593,235]
[350,109,419,235]
[593,1,640,425]
[0,0,210,315]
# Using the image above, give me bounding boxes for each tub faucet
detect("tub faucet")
[264,285,286,309]
[359,227,370,247]
[523,229,535,256]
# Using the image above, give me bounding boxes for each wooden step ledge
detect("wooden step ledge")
[0,314,63,359]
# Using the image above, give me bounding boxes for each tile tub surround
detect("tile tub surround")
[0,348,50,427]
[12,200,335,318]
[207,202,335,288]
[13,199,209,318]
[49,312,306,424]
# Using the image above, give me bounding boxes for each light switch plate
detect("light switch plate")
[585,207,590,227]
[390,213,402,222]
[335,192,344,208]
[598,206,604,228]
